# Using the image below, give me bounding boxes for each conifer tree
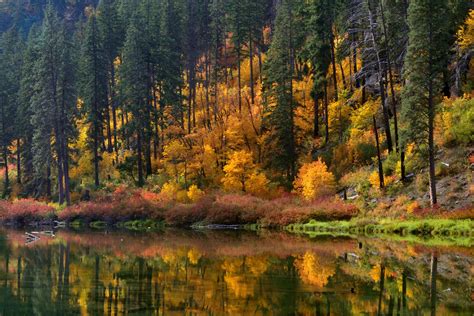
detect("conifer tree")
[97,0,123,153]
[304,0,332,140]
[18,27,40,191]
[80,13,109,188]
[263,0,301,184]
[31,5,77,204]
[0,29,21,196]
[121,13,149,187]
[159,0,184,128]
[401,0,450,206]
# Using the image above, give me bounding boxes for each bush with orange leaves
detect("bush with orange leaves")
[293,159,336,200]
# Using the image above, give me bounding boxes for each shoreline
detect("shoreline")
[2,217,472,247]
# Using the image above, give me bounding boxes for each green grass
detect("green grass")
[285,218,473,247]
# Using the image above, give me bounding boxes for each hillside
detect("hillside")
[0,0,472,228]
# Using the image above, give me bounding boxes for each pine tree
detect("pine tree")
[97,0,123,154]
[121,13,149,187]
[18,27,40,192]
[80,12,109,188]
[401,0,450,206]
[159,0,184,128]
[263,0,301,184]
[304,0,332,140]
[31,5,77,205]
[0,29,22,196]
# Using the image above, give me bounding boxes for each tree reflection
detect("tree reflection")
[0,229,471,315]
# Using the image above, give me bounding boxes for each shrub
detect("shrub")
[0,199,56,225]
[246,172,270,198]
[439,97,474,146]
[293,159,336,200]
[407,201,421,214]
[187,185,205,203]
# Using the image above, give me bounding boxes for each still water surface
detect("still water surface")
[0,229,472,315]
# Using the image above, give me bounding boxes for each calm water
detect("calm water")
[0,229,472,315]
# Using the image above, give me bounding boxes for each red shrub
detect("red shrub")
[59,189,166,223]
[440,206,474,220]
[0,199,56,225]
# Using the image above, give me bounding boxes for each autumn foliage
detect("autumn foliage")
[293,159,336,200]
[0,199,56,225]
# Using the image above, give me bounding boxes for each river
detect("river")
[0,229,472,315]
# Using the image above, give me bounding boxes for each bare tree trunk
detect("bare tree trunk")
[374,116,384,189]
[367,0,393,153]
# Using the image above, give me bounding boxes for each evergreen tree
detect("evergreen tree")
[0,29,22,196]
[18,27,40,192]
[80,12,109,188]
[31,5,77,205]
[97,0,123,154]
[304,0,333,140]
[263,0,301,184]
[159,0,184,128]
[121,13,149,187]
[401,0,450,206]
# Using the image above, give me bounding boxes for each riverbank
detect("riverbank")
[0,191,472,246]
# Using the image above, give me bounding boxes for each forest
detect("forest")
[0,0,473,229]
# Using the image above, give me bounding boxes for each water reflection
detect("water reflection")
[0,229,472,315]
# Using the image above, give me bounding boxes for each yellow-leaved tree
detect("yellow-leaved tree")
[293,159,336,200]
[222,150,269,196]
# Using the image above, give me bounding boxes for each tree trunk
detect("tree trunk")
[428,81,437,205]
[400,150,406,181]
[93,119,100,188]
[137,127,144,187]
[55,126,65,205]
[16,138,21,184]
[249,32,255,104]
[110,62,118,153]
[330,34,338,101]
[104,104,113,153]
[324,82,329,144]
[3,146,9,196]
[339,62,347,90]
[237,46,242,113]
[63,141,71,206]
[205,51,211,129]
[313,93,319,138]
[373,116,384,189]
